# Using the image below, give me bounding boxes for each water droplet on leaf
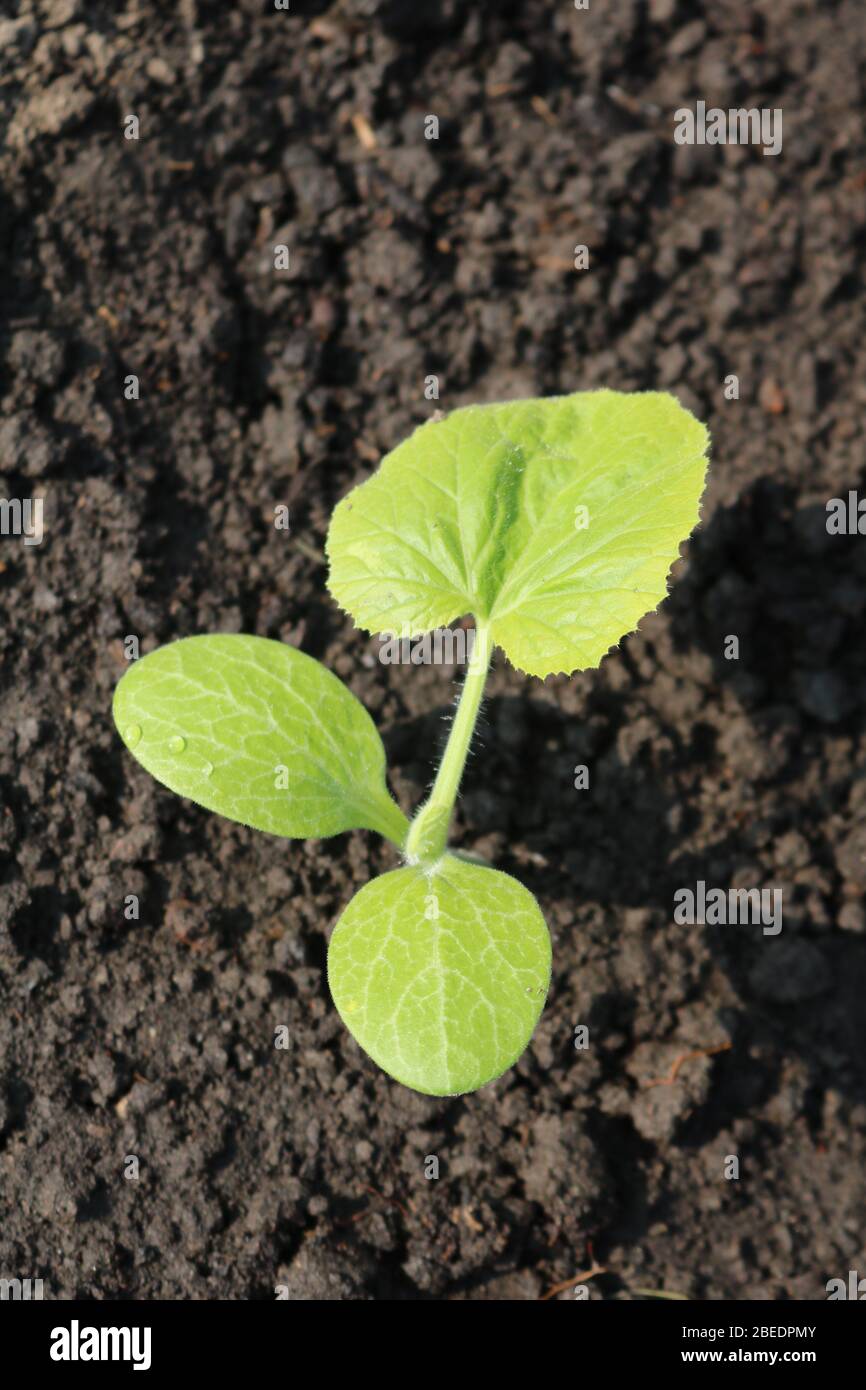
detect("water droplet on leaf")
[126,724,142,748]
[168,735,187,753]
[201,760,213,777]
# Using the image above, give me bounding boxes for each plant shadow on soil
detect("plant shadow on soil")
[380,476,865,1285]
[383,476,866,1203]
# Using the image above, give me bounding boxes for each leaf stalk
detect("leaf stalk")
[404,622,493,866]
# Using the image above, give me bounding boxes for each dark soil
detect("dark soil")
[2,0,865,1300]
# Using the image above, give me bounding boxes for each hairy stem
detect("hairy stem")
[405,622,493,866]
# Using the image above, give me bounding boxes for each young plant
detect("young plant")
[113,390,709,1096]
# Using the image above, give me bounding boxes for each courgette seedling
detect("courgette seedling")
[113,390,709,1096]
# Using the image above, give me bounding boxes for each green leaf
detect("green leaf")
[327,855,551,1095]
[112,635,408,846]
[326,389,709,677]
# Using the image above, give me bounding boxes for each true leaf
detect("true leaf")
[112,634,408,845]
[327,854,552,1095]
[326,389,709,677]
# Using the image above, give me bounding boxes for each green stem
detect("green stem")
[370,794,412,852]
[405,622,493,866]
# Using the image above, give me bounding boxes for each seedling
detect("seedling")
[113,390,709,1096]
